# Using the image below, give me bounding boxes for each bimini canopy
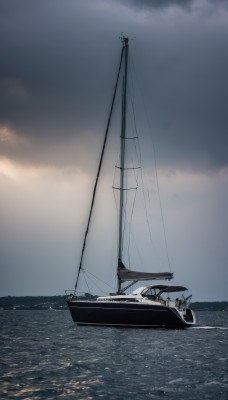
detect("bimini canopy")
[142,285,188,295]
[160,285,188,293]
[117,260,173,282]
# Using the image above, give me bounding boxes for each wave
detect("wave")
[192,325,228,330]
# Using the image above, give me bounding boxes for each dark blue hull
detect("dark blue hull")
[67,300,195,328]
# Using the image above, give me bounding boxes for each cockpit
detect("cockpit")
[139,285,192,309]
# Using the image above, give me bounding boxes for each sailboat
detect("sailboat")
[66,36,196,328]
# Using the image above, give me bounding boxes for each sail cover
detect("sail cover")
[117,260,173,281]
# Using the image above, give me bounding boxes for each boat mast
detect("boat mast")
[74,40,124,294]
[118,36,128,293]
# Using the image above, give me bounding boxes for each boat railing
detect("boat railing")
[65,290,98,300]
[65,290,75,299]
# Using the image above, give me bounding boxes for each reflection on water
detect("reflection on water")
[0,310,227,399]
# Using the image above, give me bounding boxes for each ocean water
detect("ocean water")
[0,310,227,399]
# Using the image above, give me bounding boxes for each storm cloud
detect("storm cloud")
[0,0,228,298]
[0,0,228,170]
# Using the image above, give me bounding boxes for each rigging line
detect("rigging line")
[127,186,138,267]
[128,223,145,271]
[130,54,172,273]
[128,75,142,184]
[82,270,91,295]
[129,59,166,270]
[130,74,165,267]
[139,163,162,264]
[74,43,125,292]
[112,158,121,272]
[85,272,113,295]
[154,170,172,272]
[130,90,138,138]
[137,134,167,268]
[120,180,135,265]
[142,111,172,273]
[112,187,120,266]
[129,53,142,173]
[121,176,128,257]
[130,102,141,185]
[85,270,115,290]
[123,69,145,268]
[133,116,156,254]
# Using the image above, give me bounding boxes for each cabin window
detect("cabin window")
[143,288,157,298]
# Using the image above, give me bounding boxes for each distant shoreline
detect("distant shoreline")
[0,296,227,311]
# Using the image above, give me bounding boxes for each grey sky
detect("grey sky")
[0,0,228,299]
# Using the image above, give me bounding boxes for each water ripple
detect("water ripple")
[0,310,227,399]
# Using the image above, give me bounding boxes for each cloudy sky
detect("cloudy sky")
[1,0,228,300]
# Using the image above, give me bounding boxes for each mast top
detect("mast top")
[119,33,129,45]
